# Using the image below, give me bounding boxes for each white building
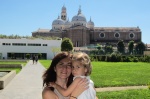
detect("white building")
[0,38,61,59]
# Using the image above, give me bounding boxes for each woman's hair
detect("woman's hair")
[42,52,73,90]
[72,52,92,76]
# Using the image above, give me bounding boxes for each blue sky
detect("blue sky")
[0,0,150,44]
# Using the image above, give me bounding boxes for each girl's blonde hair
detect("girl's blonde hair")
[72,52,92,76]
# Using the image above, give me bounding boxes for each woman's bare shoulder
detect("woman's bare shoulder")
[42,87,58,99]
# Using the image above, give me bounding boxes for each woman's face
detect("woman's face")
[55,57,72,79]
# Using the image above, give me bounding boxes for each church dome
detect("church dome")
[52,16,65,25]
[65,19,71,25]
[72,14,86,22]
[71,6,87,27]
[87,17,94,29]
[87,18,94,26]
[72,7,86,22]
[64,18,71,29]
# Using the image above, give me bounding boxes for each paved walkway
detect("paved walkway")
[0,60,148,99]
[0,60,46,99]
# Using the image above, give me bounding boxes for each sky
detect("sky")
[0,0,150,44]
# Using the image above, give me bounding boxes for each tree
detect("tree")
[117,40,125,54]
[104,45,113,54]
[135,42,146,54]
[128,40,134,54]
[96,44,101,50]
[26,53,30,59]
[61,37,73,52]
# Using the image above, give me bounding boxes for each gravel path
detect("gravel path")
[96,86,148,92]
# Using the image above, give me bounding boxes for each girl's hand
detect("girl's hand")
[48,82,56,88]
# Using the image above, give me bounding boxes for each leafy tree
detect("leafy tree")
[104,45,113,54]
[135,42,146,54]
[38,53,42,59]
[61,37,73,52]
[26,54,30,59]
[128,40,134,54]
[96,44,101,50]
[117,40,125,54]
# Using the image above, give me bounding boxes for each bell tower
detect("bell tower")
[61,5,67,21]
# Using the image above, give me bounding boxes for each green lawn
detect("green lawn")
[0,68,21,74]
[97,89,150,99]
[91,62,150,87]
[0,61,27,73]
[39,60,52,69]
[39,60,150,87]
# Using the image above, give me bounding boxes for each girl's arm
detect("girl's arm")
[53,77,82,96]
[70,78,89,99]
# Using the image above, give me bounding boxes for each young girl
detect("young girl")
[50,52,96,99]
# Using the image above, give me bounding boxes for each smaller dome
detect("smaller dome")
[87,18,94,26]
[65,19,71,25]
[52,16,65,25]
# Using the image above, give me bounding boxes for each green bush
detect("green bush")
[133,57,139,62]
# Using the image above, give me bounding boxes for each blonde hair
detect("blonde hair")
[72,52,92,76]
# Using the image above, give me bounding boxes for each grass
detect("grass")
[0,61,27,73]
[39,60,150,87]
[0,68,21,74]
[39,60,52,69]
[91,62,150,87]
[97,89,150,99]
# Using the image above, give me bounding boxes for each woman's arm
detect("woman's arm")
[51,77,82,96]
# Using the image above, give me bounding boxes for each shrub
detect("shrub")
[133,57,139,62]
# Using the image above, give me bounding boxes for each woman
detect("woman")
[42,52,88,99]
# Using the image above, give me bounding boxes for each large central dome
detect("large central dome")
[72,12,86,22]
[71,6,87,26]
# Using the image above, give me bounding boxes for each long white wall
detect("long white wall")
[0,38,61,59]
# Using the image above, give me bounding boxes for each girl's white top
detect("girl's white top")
[73,76,96,99]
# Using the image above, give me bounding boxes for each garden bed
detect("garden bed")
[0,70,16,89]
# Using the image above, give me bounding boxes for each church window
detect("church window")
[99,33,105,38]
[129,33,135,38]
[114,32,120,38]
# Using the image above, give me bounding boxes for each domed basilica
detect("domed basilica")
[32,6,141,47]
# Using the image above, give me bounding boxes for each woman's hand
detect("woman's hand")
[70,78,89,99]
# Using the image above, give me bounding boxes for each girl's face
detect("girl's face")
[72,61,87,77]
[55,57,72,79]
